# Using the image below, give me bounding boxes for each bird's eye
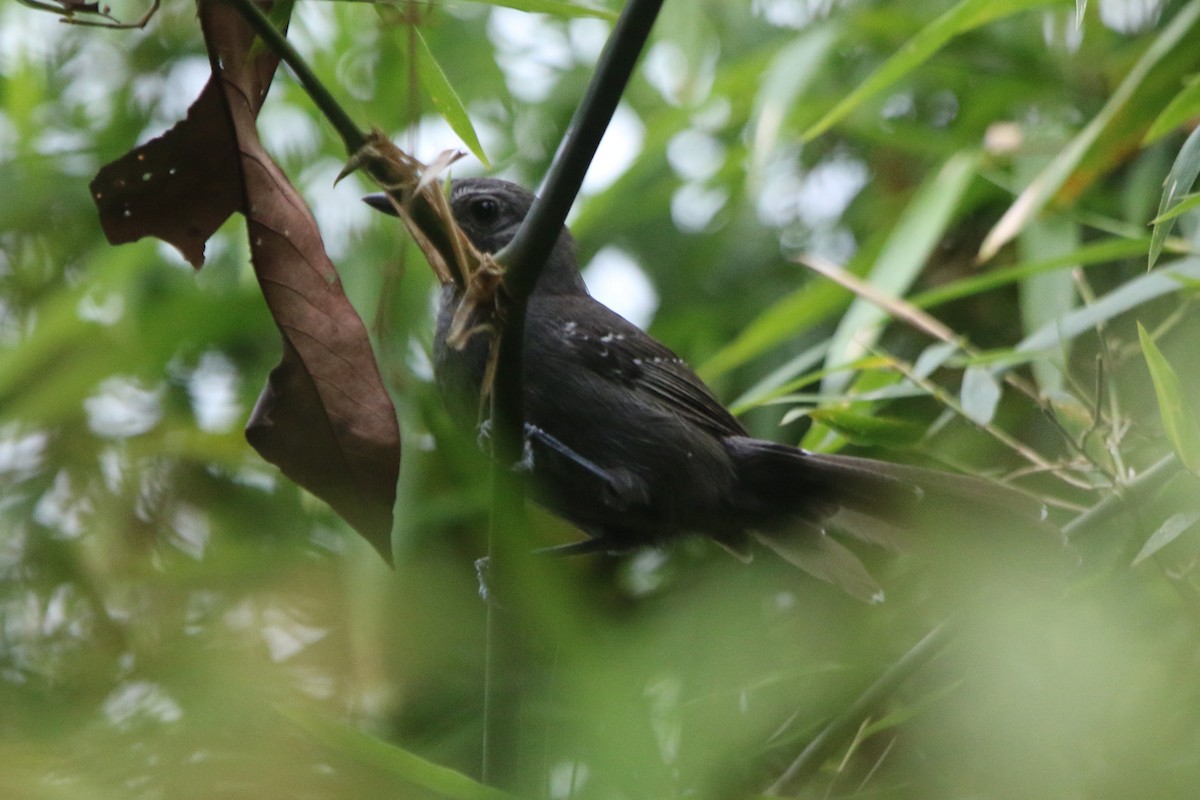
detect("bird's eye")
[469,197,501,226]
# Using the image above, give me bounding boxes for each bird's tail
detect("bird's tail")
[722,437,1061,603]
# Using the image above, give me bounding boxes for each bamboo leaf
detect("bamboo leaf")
[960,365,1001,425]
[1143,73,1200,144]
[806,408,925,447]
[910,238,1149,309]
[913,341,959,378]
[803,0,1052,141]
[1017,198,1079,393]
[979,0,1200,263]
[749,25,839,176]
[462,0,618,20]
[698,279,848,381]
[1018,258,1200,354]
[821,150,979,395]
[1132,511,1200,565]
[1149,125,1200,268]
[1149,191,1200,224]
[284,708,516,800]
[1138,322,1200,475]
[414,28,490,168]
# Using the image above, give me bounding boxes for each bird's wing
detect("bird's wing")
[547,295,748,439]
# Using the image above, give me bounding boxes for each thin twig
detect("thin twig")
[223,0,368,153]
[796,253,1110,487]
[19,0,160,28]
[889,355,1096,490]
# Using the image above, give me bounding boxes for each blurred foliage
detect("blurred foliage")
[5,0,1200,798]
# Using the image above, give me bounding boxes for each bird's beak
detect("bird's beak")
[362,193,399,217]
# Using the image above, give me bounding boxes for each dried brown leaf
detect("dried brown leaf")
[88,0,400,560]
[90,82,242,267]
[198,0,399,560]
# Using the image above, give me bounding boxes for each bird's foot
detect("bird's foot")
[474,556,500,606]
[475,418,492,451]
[516,427,536,473]
[521,424,610,481]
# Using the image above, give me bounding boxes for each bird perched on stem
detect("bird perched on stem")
[366,178,1057,603]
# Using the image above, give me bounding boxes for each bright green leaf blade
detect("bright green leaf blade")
[960,365,1001,425]
[913,341,959,379]
[460,0,618,20]
[822,150,979,395]
[414,28,490,168]
[1150,125,1200,268]
[698,279,849,381]
[1017,199,1079,393]
[749,25,839,177]
[980,0,1200,263]
[267,0,296,29]
[1149,191,1200,224]
[806,408,925,448]
[1138,321,1200,475]
[1132,511,1200,565]
[863,678,965,737]
[1018,258,1200,355]
[802,0,1053,141]
[910,237,1149,309]
[283,708,515,800]
[1143,73,1200,144]
[728,342,829,414]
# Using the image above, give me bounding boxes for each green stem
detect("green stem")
[1062,454,1178,540]
[768,453,1182,795]
[766,620,957,795]
[497,0,665,301]
[482,0,666,789]
[222,0,368,154]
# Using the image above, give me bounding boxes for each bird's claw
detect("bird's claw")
[516,426,537,473]
[475,418,492,451]
[474,556,495,604]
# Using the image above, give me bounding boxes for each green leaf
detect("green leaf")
[461,0,618,20]
[414,28,491,168]
[980,0,1200,263]
[910,237,1150,309]
[1149,191,1200,224]
[912,341,959,379]
[283,707,515,800]
[1017,194,1079,393]
[1150,125,1200,269]
[749,25,839,176]
[960,365,1001,425]
[1138,321,1200,475]
[728,342,829,414]
[267,0,296,28]
[822,150,979,395]
[803,0,1053,141]
[1143,73,1200,144]
[1018,258,1200,355]
[698,279,849,381]
[248,0,296,58]
[806,408,925,448]
[1132,511,1200,565]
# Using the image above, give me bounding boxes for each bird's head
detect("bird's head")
[364,177,585,295]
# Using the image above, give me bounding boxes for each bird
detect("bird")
[365,177,1057,603]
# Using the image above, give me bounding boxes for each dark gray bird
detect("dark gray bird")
[366,177,1056,603]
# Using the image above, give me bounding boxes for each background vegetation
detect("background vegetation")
[4,0,1200,797]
